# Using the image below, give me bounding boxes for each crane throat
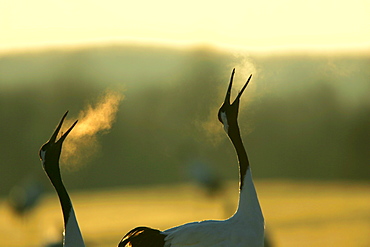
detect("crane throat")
[220,111,229,133]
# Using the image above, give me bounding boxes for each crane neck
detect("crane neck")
[227,124,249,190]
[47,162,85,247]
[227,123,264,225]
[48,165,72,226]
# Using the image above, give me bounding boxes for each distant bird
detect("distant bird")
[8,177,44,217]
[188,160,222,198]
[39,111,85,247]
[119,69,265,247]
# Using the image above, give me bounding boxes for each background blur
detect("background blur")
[0,0,369,246]
[1,45,369,191]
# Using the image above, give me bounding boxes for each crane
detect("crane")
[119,69,265,247]
[39,111,85,247]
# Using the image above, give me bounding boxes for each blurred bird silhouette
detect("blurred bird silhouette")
[8,176,44,218]
[188,160,222,197]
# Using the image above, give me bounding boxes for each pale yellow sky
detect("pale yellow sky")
[1,0,369,52]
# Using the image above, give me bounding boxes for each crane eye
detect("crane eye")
[219,111,229,133]
[39,143,49,160]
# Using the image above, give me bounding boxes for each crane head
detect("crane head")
[39,111,78,177]
[218,69,252,133]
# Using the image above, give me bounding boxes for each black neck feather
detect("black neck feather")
[47,164,72,227]
[228,124,249,190]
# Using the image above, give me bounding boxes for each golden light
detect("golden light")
[61,90,124,169]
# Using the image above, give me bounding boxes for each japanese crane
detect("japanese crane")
[39,111,85,247]
[119,69,265,247]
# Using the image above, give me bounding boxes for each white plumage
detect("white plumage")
[162,168,264,247]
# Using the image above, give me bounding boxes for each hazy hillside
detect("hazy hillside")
[1,44,369,196]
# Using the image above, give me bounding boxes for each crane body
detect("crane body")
[119,69,265,247]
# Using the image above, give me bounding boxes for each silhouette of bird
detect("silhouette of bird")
[8,177,44,217]
[188,160,222,198]
[119,69,264,247]
[39,111,85,247]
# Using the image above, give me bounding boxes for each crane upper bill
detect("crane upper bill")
[224,69,235,104]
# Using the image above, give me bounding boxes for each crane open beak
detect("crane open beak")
[49,111,78,145]
[223,68,252,106]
